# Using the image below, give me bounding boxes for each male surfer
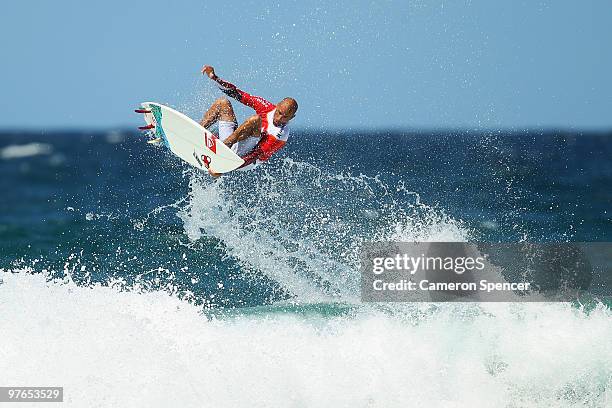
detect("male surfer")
[199,65,298,176]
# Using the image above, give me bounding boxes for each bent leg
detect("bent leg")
[223,114,261,151]
[200,97,237,128]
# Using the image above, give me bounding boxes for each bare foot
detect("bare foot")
[208,168,221,178]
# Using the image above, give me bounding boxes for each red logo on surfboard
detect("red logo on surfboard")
[205,132,217,154]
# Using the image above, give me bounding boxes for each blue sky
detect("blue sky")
[1,0,611,129]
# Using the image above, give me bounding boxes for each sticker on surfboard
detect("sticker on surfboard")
[205,132,217,154]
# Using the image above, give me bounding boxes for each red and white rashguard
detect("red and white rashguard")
[213,76,290,168]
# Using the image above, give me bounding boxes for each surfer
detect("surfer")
[199,65,298,177]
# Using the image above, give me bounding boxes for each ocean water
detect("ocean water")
[1,129,611,407]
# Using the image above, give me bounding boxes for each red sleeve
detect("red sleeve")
[213,76,274,115]
[238,92,275,114]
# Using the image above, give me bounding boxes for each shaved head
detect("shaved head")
[273,97,298,126]
[280,97,298,115]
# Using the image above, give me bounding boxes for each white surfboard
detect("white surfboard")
[138,102,244,173]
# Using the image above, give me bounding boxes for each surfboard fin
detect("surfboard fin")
[147,138,163,144]
[134,109,151,114]
[138,124,155,130]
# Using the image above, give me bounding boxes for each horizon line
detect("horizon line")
[1,125,612,135]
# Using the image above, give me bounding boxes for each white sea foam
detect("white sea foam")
[0,143,53,159]
[0,271,610,407]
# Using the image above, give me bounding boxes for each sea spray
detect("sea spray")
[178,158,471,302]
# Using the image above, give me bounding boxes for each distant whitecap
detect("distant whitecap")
[105,131,125,144]
[0,143,52,159]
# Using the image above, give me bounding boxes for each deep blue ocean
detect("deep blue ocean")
[1,129,611,406]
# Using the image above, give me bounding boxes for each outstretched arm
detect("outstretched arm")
[202,65,274,113]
